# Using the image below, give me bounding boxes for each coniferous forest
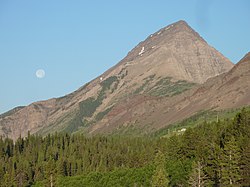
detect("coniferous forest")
[0,108,249,187]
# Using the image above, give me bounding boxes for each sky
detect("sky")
[0,0,250,114]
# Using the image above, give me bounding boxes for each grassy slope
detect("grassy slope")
[154,106,250,138]
[39,75,196,136]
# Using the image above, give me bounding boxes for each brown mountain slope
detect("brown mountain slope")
[0,20,233,140]
[89,52,249,135]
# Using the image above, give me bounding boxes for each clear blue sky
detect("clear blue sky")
[0,0,249,114]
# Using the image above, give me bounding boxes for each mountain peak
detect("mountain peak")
[166,20,190,28]
[157,20,197,37]
[161,20,205,42]
[121,20,233,83]
[0,20,234,140]
[122,20,208,64]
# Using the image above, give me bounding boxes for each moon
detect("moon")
[36,69,45,79]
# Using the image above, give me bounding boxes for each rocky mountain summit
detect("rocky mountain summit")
[0,20,235,140]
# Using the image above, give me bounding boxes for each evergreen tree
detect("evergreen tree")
[2,172,14,187]
[44,159,56,187]
[0,109,249,186]
[15,169,29,187]
[240,138,250,186]
[152,151,169,187]
[188,160,207,187]
[57,158,68,176]
[220,136,241,186]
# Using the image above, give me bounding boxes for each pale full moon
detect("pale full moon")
[36,69,45,79]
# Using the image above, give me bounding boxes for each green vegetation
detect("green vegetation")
[79,97,101,118]
[152,151,169,187]
[79,76,119,118]
[154,107,249,138]
[55,166,154,187]
[134,75,156,95]
[79,76,118,116]
[118,67,128,80]
[0,134,159,186]
[0,108,249,186]
[59,76,119,133]
[63,112,88,133]
[100,76,118,93]
[133,76,195,97]
[149,77,196,97]
[44,75,195,134]
[95,106,113,121]
[109,123,154,136]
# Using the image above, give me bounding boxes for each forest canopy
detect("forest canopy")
[0,108,249,186]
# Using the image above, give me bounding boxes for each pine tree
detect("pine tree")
[188,160,207,187]
[15,169,29,187]
[240,138,250,186]
[220,136,241,186]
[34,164,45,182]
[152,151,169,187]
[2,171,14,187]
[44,159,56,187]
[57,158,68,176]
[152,168,169,187]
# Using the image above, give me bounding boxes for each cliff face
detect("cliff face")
[0,20,234,140]
[91,52,249,135]
[120,20,233,84]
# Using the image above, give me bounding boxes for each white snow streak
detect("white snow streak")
[139,47,145,56]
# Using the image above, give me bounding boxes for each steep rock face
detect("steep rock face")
[0,20,234,140]
[192,52,250,110]
[120,20,232,84]
[0,99,56,139]
[89,52,249,135]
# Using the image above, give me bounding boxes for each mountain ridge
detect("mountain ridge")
[88,52,249,135]
[0,20,235,140]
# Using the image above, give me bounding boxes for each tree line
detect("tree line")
[0,108,249,186]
